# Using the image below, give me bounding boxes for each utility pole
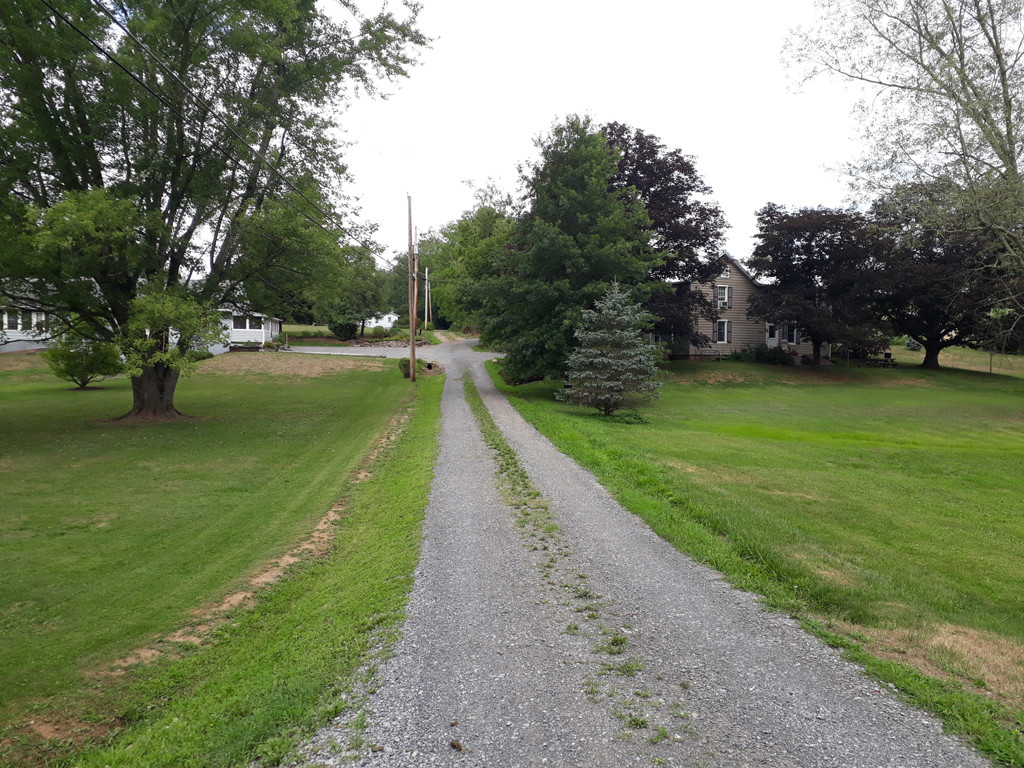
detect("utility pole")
[407,195,416,382]
[424,267,429,330]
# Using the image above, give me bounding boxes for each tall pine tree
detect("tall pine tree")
[479,115,659,383]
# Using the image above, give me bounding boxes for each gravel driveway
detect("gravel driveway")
[291,339,990,767]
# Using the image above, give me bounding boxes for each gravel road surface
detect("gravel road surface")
[290,339,990,767]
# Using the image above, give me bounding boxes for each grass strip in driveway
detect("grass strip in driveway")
[486,359,1024,766]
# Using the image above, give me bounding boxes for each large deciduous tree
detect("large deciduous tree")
[601,122,726,352]
[871,184,999,368]
[418,192,518,332]
[789,0,1024,280]
[479,115,660,383]
[0,0,424,420]
[747,204,887,364]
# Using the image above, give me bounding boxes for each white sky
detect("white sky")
[336,0,865,264]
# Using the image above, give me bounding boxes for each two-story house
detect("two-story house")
[689,255,830,361]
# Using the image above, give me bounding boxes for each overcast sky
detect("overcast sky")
[335,0,865,265]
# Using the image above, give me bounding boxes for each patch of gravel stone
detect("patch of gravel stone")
[289,340,991,768]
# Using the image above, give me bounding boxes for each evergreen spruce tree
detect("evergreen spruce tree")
[557,284,661,416]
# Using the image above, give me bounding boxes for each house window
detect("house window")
[720,266,731,278]
[767,324,776,339]
[715,285,732,309]
[233,315,247,330]
[248,316,263,330]
[714,319,731,343]
[786,324,800,344]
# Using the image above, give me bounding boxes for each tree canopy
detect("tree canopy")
[747,203,887,364]
[478,116,660,383]
[0,0,424,418]
[790,0,1024,285]
[600,122,727,353]
[871,183,1000,367]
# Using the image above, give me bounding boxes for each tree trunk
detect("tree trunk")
[117,364,185,421]
[921,342,942,369]
[811,339,822,365]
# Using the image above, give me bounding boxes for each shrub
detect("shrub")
[186,349,215,362]
[328,319,358,341]
[370,326,389,339]
[42,331,125,388]
[906,336,923,351]
[727,344,794,365]
[398,358,411,378]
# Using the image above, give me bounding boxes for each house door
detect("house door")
[766,323,778,348]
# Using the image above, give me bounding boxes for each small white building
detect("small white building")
[210,310,283,354]
[2,307,282,356]
[364,311,399,330]
[1,309,50,352]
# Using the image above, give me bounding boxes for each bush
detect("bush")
[727,344,794,365]
[328,320,358,341]
[398,358,411,378]
[186,349,215,362]
[370,326,389,339]
[42,331,125,388]
[906,336,923,351]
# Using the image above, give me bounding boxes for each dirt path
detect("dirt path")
[292,339,990,767]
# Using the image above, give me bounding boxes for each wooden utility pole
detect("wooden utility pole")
[408,195,416,382]
[424,267,429,330]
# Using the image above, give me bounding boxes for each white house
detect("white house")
[210,310,283,354]
[1,307,282,355]
[1,309,50,352]
[364,311,399,330]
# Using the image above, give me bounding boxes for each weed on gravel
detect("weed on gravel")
[463,377,694,757]
[488,358,1024,767]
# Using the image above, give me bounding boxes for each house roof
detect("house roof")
[717,253,761,285]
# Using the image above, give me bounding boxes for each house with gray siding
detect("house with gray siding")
[690,255,831,361]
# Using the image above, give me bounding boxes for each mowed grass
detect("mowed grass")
[491,355,1024,763]
[889,342,1024,376]
[0,351,442,765]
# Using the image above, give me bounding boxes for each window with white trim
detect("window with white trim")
[786,324,799,344]
[248,316,263,330]
[233,315,247,330]
[714,319,731,343]
[715,285,732,309]
[720,266,731,278]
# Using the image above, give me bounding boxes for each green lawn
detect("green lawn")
[0,351,442,766]
[492,355,1024,764]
